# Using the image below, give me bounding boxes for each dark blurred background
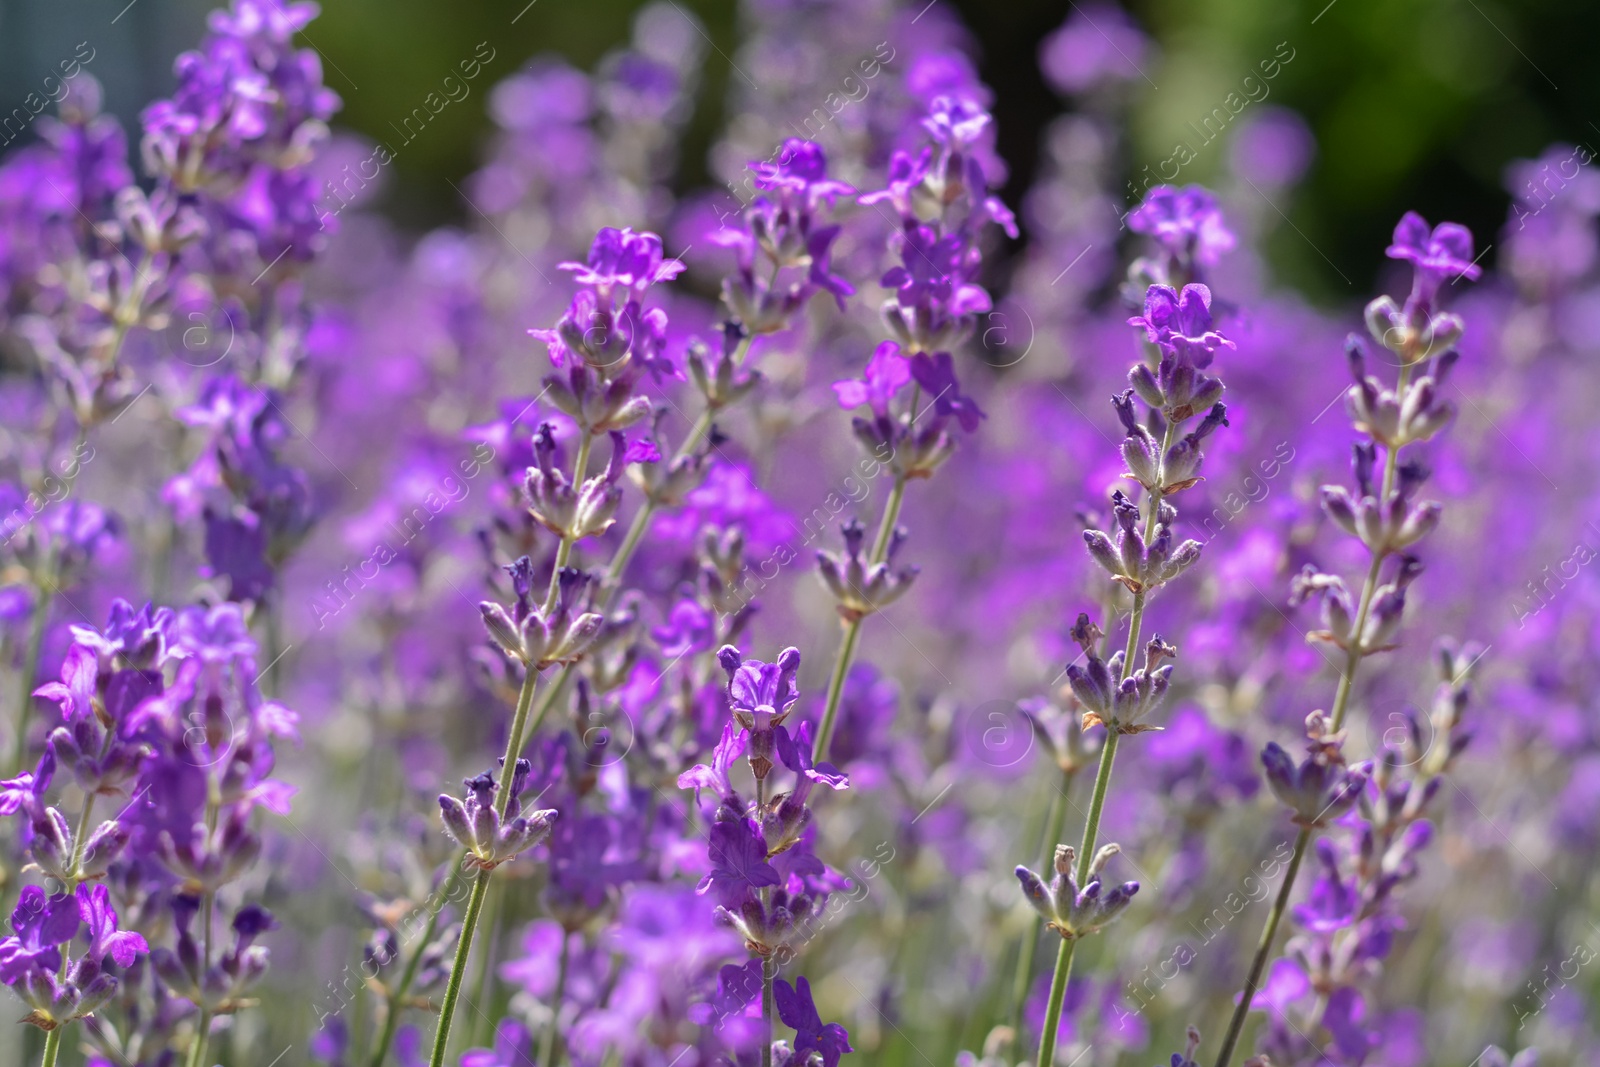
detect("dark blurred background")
[2,0,1592,301]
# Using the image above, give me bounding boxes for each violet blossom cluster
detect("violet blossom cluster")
[678,647,853,1065]
[0,598,294,1062]
[1008,195,1237,1067]
[1208,212,1484,1067]
[0,3,1592,1067]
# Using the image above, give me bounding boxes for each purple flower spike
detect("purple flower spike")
[750,138,855,209]
[908,351,986,433]
[678,720,749,805]
[717,138,856,334]
[0,887,79,984]
[1127,283,1235,369]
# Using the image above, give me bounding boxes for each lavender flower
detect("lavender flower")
[438,760,559,870]
[716,138,855,335]
[1211,214,1482,1067]
[480,559,604,669]
[717,644,802,782]
[0,6,1584,1067]
[1126,184,1235,278]
[774,976,853,1067]
[0,883,149,1031]
[1015,844,1140,940]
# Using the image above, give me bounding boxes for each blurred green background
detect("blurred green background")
[1,0,1590,300]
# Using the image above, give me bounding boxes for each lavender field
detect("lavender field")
[0,2,1591,1066]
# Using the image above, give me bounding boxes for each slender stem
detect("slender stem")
[39,1028,61,1067]
[1073,736,1121,887]
[469,878,505,1048]
[519,665,572,764]
[811,619,862,763]
[1009,767,1076,1055]
[496,667,541,818]
[1210,365,1414,1067]
[761,957,775,1067]
[428,666,539,1067]
[370,856,466,1067]
[1034,414,1180,1067]
[1209,827,1311,1067]
[811,472,908,763]
[427,868,491,1067]
[867,475,907,562]
[1035,732,1121,1067]
[538,932,571,1067]
[69,795,97,883]
[263,598,285,697]
[1036,936,1077,1066]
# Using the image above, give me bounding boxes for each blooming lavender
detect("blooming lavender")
[419,227,693,1065]
[1209,213,1481,1067]
[0,598,294,1067]
[816,89,1016,762]
[679,646,851,1067]
[1018,221,1235,1063]
[0,4,1589,1067]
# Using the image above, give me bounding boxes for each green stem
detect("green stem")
[263,598,285,697]
[1209,827,1310,1067]
[761,957,775,1067]
[68,795,97,883]
[811,473,908,763]
[867,475,907,563]
[469,878,505,1048]
[1210,366,1413,1067]
[39,1028,61,1067]
[1035,731,1121,1067]
[811,620,862,764]
[1009,767,1076,1055]
[428,665,540,1067]
[497,667,541,818]
[427,868,492,1067]
[1036,936,1078,1067]
[370,857,466,1067]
